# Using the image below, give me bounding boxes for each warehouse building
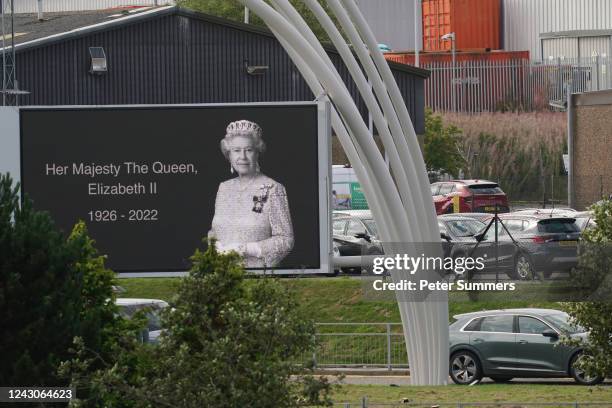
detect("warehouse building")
[356,0,612,60]
[1,6,429,164]
[503,0,612,59]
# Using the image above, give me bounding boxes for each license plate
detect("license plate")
[484,206,497,212]
[559,240,578,247]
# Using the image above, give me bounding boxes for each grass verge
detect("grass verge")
[332,383,612,406]
[118,276,561,322]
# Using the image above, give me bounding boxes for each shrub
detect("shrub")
[424,109,466,179]
[63,241,336,407]
[563,199,612,378]
[0,173,120,386]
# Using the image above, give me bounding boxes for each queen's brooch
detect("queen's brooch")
[252,183,273,213]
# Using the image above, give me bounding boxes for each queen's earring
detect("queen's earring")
[230,165,234,174]
[256,163,260,173]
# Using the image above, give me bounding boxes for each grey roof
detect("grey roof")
[5,5,429,78]
[9,6,172,47]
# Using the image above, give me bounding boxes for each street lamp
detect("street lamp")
[441,32,456,112]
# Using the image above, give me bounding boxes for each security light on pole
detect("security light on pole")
[441,32,456,112]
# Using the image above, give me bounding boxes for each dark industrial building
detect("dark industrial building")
[3,5,429,139]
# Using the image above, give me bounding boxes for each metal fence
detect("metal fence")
[324,402,612,408]
[306,323,408,369]
[424,57,612,113]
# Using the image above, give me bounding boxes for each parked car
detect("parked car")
[431,180,509,215]
[449,308,604,385]
[116,298,168,344]
[512,208,577,216]
[486,213,581,279]
[438,215,517,278]
[333,210,383,274]
[512,209,595,231]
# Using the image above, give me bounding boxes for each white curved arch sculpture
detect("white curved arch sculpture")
[238,0,449,385]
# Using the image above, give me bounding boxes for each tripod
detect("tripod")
[467,205,519,283]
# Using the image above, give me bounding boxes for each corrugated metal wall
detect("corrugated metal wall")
[542,37,579,59]
[14,0,175,13]
[355,0,421,52]
[504,0,612,58]
[8,11,426,132]
[579,36,612,57]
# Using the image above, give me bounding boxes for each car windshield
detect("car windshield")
[467,184,503,195]
[363,219,378,237]
[543,313,586,334]
[446,219,486,237]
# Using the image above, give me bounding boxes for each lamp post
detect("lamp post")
[414,0,421,67]
[441,32,456,112]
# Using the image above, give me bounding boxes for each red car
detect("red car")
[431,180,509,215]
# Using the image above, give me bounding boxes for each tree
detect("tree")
[63,242,335,407]
[177,0,339,42]
[0,173,121,386]
[423,109,466,179]
[562,198,612,378]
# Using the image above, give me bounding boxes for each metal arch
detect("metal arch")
[237,0,448,385]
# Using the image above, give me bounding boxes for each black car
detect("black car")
[486,214,581,280]
[333,210,383,274]
[440,213,582,280]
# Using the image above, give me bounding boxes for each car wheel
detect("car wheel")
[514,253,535,280]
[570,353,604,385]
[490,376,513,383]
[450,351,482,385]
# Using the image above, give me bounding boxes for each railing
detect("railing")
[306,323,408,369]
[422,57,612,113]
[324,402,612,408]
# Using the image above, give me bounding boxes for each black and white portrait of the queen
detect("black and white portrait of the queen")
[208,119,294,268]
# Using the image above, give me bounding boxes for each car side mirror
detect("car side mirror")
[475,232,486,242]
[355,232,371,242]
[440,232,451,242]
[542,329,558,339]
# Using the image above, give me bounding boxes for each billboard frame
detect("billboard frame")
[16,101,332,277]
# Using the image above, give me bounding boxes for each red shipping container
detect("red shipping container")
[422,0,501,52]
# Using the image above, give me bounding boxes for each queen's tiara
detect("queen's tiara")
[226,120,262,138]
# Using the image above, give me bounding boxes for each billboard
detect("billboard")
[17,103,331,275]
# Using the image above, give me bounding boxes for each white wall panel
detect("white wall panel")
[542,37,579,58]
[355,0,421,52]
[579,35,612,57]
[504,0,612,59]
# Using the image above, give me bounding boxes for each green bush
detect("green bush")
[0,173,120,386]
[563,199,612,378]
[424,109,466,179]
[64,242,336,407]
